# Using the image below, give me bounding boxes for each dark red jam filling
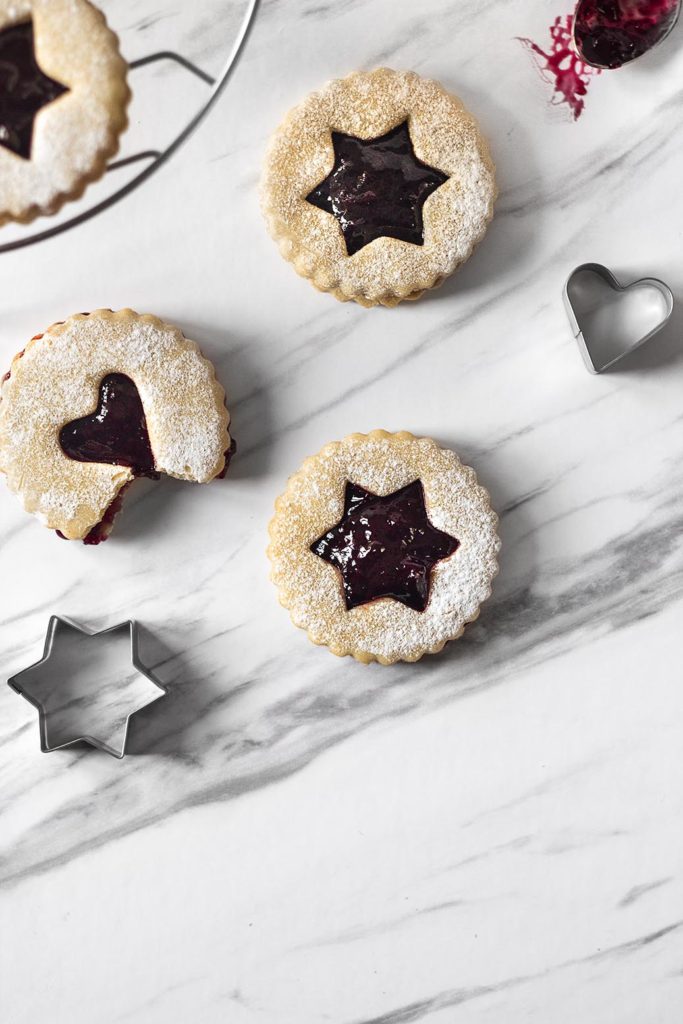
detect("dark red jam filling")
[306,121,449,257]
[59,373,157,477]
[574,0,679,68]
[310,480,460,612]
[56,373,234,544]
[5,331,237,547]
[218,437,237,479]
[0,20,69,159]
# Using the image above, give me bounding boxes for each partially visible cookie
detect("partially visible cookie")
[268,431,500,664]
[0,0,130,227]
[0,311,232,542]
[261,68,496,308]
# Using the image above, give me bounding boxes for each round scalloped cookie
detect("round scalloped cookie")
[0,310,231,541]
[0,0,129,226]
[261,68,496,308]
[268,431,500,664]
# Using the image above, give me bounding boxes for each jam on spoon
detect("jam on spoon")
[573,0,681,68]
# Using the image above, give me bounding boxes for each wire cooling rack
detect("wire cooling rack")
[0,0,259,254]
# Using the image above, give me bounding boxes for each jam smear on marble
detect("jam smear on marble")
[519,14,601,120]
[311,480,460,612]
[59,373,157,477]
[574,0,679,68]
[0,20,69,159]
[306,121,449,256]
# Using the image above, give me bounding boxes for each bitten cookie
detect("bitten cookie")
[0,310,232,542]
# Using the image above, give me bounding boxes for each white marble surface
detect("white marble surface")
[2,1,683,1021]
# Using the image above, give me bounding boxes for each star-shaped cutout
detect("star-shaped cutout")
[0,20,69,160]
[306,121,449,256]
[8,617,166,758]
[311,480,460,612]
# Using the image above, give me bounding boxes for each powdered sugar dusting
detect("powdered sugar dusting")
[0,0,130,226]
[261,69,497,308]
[268,431,500,664]
[0,310,230,540]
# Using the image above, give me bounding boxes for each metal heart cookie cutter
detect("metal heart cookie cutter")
[564,263,674,374]
[8,616,166,759]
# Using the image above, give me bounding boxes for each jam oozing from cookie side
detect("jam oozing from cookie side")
[574,0,679,68]
[81,481,133,545]
[218,437,237,479]
[0,20,69,159]
[59,374,156,477]
[310,480,460,612]
[306,121,450,256]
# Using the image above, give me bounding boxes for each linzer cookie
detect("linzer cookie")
[261,68,497,307]
[0,311,232,542]
[0,0,129,226]
[268,431,500,664]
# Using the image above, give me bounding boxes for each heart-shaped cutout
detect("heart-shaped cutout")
[59,373,156,476]
[564,263,674,374]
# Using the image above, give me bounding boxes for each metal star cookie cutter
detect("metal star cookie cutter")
[564,263,674,374]
[8,616,166,759]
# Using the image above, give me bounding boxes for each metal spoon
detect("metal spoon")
[573,0,681,69]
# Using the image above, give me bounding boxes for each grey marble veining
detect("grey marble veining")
[1,1,683,1021]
